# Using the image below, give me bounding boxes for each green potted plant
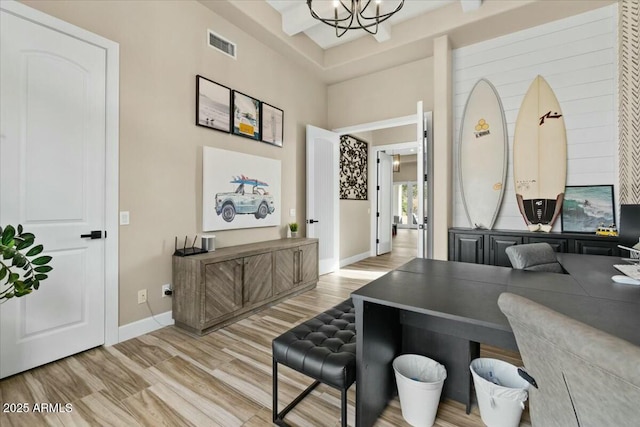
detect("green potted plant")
[289,222,299,238]
[0,224,52,302]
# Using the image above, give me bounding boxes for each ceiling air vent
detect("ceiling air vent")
[208,30,236,59]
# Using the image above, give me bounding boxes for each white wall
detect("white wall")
[452,5,618,231]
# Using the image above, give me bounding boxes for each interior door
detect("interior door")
[0,10,107,378]
[377,152,393,255]
[306,125,339,275]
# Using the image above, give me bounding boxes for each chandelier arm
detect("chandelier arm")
[355,8,379,35]
[307,0,404,33]
[359,1,405,20]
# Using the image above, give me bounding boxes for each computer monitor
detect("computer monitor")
[619,204,640,248]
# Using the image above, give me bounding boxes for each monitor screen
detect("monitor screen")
[620,204,640,248]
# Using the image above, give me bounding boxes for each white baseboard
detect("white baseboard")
[340,251,370,268]
[118,310,174,343]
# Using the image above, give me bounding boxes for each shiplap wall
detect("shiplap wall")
[452,5,618,231]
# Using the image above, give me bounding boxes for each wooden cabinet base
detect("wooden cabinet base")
[174,281,316,336]
[172,238,319,335]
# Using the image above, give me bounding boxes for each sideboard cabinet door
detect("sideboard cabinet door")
[274,248,296,295]
[204,259,243,323]
[300,243,319,284]
[242,252,273,306]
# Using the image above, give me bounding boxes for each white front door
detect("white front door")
[377,152,393,255]
[306,125,339,275]
[0,9,108,378]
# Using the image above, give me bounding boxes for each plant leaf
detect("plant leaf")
[34,265,52,273]
[20,233,35,241]
[32,255,52,266]
[8,273,19,283]
[34,274,48,281]
[16,239,32,250]
[1,225,15,245]
[33,280,40,290]
[0,266,6,281]
[17,224,23,234]
[26,245,43,257]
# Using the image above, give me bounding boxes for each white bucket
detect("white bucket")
[470,358,530,427]
[393,354,447,427]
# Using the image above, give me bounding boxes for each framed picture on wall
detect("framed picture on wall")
[261,103,283,147]
[561,185,615,233]
[232,91,261,140]
[195,75,231,133]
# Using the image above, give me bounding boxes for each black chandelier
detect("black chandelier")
[307,0,405,38]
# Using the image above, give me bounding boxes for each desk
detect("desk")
[351,254,640,427]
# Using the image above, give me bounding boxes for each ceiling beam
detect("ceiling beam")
[281,1,334,36]
[460,0,482,13]
[373,22,392,43]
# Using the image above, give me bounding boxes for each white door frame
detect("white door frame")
[3,1,120,345]
[333,112,431,259]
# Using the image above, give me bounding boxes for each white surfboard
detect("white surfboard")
[513,75,567,232]
[459,78,508,230]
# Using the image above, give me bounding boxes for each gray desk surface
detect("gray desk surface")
[351,253,640,346]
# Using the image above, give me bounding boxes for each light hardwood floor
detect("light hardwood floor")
[0,229,530,426]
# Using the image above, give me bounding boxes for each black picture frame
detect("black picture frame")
[232,91,261,141]
[561,185,616,234]
[195,75,231,133]
[261,102,284,147]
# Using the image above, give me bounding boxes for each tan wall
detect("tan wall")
[329,58,433,261]
[393,156,417,183]
[328,57,434,129]
[23,0,327,326]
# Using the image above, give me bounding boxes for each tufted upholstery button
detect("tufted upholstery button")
[272,299,356,426]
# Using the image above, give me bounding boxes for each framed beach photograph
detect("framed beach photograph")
[232,91,261,140]
[195,75,231,132]
[561,185,615,233]
[261,103,283,147]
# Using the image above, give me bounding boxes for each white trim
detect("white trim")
[118,311,174,343]
[2,1,120,346]
[332,114,417,135]
[339,251,371,268]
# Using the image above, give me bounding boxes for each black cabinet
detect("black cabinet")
[489,236,523,267]
[450,233,484,264]
[574,240,619,256]
[449,228,619,265]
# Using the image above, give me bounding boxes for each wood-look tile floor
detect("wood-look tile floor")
[0,230,530,426]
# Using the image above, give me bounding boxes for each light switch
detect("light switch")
[290,208,296,217]
[120,211,130,225]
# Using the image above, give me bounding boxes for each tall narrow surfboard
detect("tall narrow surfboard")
[514,75,567,232]
[459,78,508,230]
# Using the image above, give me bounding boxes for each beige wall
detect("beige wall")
[328,57,434,129]
[23,0,327,326]
[393,156,417,183]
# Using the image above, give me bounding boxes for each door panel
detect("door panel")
[377,153,393,255]
[205,260,242,322]
[274,248,296,295]
[300,243,318,284]
[0,10,107,378]
[306,125,339,275]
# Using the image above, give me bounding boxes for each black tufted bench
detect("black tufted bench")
[272,299,356,427]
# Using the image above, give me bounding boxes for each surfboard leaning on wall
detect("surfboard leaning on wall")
[513,75,567,232]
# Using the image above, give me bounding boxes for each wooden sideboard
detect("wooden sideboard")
[448,228,620,267]
[172,238,318,335]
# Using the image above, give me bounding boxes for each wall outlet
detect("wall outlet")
[120,211,130,225]
[162,284,172,298]
[137,289,147,304]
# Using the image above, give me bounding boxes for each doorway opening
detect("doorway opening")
[332,106,433,260]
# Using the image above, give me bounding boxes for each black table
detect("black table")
[351,254,640,427]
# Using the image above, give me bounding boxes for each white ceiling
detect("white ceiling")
[265,0,463,49]
[198,0,615,84]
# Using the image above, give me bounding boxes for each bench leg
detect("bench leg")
[273,358,321,427]
[341,388,348,427]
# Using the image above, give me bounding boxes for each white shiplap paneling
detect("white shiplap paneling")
[452,5,618,231]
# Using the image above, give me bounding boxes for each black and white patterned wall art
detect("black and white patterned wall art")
[340,135,368,200]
